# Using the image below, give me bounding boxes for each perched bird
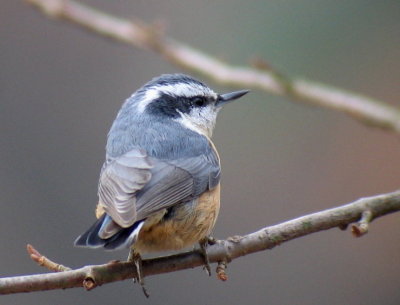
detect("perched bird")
[75,74,248,293]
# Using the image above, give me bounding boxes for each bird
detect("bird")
[74,73,249,294]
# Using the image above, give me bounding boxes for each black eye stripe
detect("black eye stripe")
[146,93,215,118]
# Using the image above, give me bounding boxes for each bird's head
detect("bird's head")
[132,74,249,137]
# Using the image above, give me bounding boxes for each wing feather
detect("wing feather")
[98,138,220,230]
[98,148,152,228]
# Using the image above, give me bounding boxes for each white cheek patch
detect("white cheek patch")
[175,106,219,138]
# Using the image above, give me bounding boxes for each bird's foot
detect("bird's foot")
[199,237,215,276]
[127,249,150,298]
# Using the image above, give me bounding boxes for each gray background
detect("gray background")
[1,1,400,304]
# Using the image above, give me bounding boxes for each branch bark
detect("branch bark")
[26,0,400,134]
[1,189,399,294]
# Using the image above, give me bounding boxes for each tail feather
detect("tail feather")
[104,221,144,250]
[74,214,107,248]
[74,214,144,250]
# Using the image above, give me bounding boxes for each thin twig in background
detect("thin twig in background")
[1,189,400,294]
[26,0,400,134]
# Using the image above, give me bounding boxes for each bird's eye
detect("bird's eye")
[193,97,205,107]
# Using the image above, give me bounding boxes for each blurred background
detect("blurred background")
[1,1,399,304]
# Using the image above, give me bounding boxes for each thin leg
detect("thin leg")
[127,249,149,298]
[199,238,212,276]
[127,247,135,262]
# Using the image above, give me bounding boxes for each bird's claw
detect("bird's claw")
[127,249,150,298]
[199,238,213,276]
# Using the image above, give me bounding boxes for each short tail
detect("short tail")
[74,214,144,250]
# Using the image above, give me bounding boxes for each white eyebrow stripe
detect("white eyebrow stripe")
[136,83,218,113]
[156,83,217,99]
[136,89,160,113]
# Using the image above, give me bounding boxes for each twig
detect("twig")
[26,0,400,134]
[216,261,228,281]
[27,244,71,272]
[351,210,373,237]
[1,189,399,294]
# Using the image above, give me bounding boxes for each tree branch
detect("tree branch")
[26,0,400,134]
[1,189,399,294]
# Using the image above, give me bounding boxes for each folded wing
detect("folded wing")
[98,143,220,228]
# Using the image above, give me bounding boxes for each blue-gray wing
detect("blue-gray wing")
[98,143,220,228]
[97,148,153,228]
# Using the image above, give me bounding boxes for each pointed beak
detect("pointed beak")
[216,89,250,107]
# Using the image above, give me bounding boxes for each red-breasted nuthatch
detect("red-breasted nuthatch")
[75,74,248,292]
